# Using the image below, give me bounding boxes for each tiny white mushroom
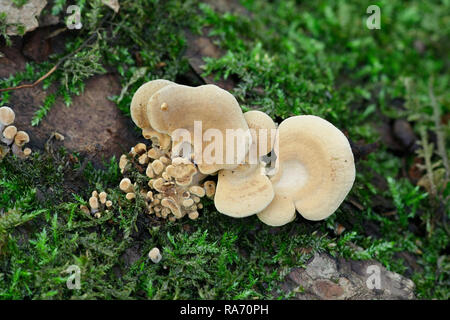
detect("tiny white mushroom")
[148,247,162,263]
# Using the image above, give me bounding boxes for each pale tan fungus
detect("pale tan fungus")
[257,115,355,226]
[243,110,277,160]
[119,178,134,193]
[214,163,274,218]
[147,84,252,174]
[130,79,174,130]
[99,192,107,204]
[126,192,136,200]
[148,247,162,263]
[0,107,15,132]
[203,181,216,198]
[89,196,99,211]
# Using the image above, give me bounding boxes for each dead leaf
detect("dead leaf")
[102,0,120,13]
[0,0,47,36]
[417,168,446,193]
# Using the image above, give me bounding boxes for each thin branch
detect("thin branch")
[0,32,98,93]
[0,65,58,92]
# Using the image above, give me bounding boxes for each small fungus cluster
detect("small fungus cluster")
[124,80,355,226]
[0,106,32,160]
[118,135,216,222]
[80,190,113,219]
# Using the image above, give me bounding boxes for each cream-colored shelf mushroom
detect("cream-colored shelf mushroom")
[257,115,355,226]
[243,110,277,163]
[130,79,174,132]
[130,80,173,151]
[215,163,274,218]
[0,108,16,159]
[142,129,171,151]
[146,84,252,174]
[214,111,276,218]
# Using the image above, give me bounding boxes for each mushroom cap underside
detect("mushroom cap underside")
[260,115,355,223]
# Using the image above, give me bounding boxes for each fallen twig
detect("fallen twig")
[0,33,98,93]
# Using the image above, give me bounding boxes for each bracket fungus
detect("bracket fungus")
[126,80,355,227]
[243,110,277,161]
[130,79,174,132]
[213,110,276,218]
[147,84,252,174]
[257,115,355,226]
[215,163,274,218]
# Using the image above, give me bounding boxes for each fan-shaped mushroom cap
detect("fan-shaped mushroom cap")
[256,194,296,226]
[147,84,252,174]
[130,79,174,130]
[89,196,99,211]
[244,110,277,160]
[257,115,355,225]
[215,163,274,218]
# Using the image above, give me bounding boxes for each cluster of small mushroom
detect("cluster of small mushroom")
[128,79,356,226]
[80,190,113,219]
[0,106,32,160]
[118,132,216,222]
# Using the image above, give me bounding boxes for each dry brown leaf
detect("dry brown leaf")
[102,0,120,13]
[0,0,47,35]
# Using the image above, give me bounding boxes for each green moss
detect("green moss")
[0,0,448,299]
